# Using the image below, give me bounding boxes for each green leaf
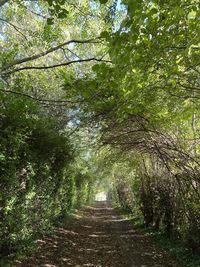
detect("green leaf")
[58,10,69,19]
[92,64,99,72]
[47,0,53,6]
[100,31,110,40]
[0,153,5,161]
[99,0,109,4]
[47,18,54,25]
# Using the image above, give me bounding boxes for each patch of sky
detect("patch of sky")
[114,0,127,32]
[66,108,81,128]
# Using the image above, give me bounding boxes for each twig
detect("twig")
[0,88,73,104]
[1,39,101,71]
[2,58,112,75]
[0,18,28,40]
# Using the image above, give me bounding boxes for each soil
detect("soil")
[14,202,182,267]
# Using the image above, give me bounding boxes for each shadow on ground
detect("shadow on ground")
[14,202,181,267]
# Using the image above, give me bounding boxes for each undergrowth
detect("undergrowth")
[146,230,200,267]
[117,205,200,267]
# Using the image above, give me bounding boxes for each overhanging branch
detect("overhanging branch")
[2,39,101,71]
[0,18,28,40]
[0,88,74,105]
[2,58,112,75]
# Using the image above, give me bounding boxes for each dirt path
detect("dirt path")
[14,202,181,267]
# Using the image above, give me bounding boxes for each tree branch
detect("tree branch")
[0,88,73,104]
[0,18,28,40]
[2,58,112,75]
[1,39,101,71]
[21,4,48,19]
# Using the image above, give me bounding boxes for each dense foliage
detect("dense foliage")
[65,0,200,257]
[0,0,108,258]
[0,0,199,265]
[0,93,97,258]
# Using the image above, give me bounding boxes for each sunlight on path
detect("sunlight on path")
[14,202,181,267]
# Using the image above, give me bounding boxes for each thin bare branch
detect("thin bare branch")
[0,18,28,40]
[0,88,73,104]
[1,39,101,71]
[2,58,112,75]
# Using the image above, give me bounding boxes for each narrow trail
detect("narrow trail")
[14,202,181,267]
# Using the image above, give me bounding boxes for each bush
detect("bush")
[0,94,75,256]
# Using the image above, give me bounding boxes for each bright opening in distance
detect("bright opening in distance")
[95,192,107,202]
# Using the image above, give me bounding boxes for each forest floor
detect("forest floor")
[14,202,182,267]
